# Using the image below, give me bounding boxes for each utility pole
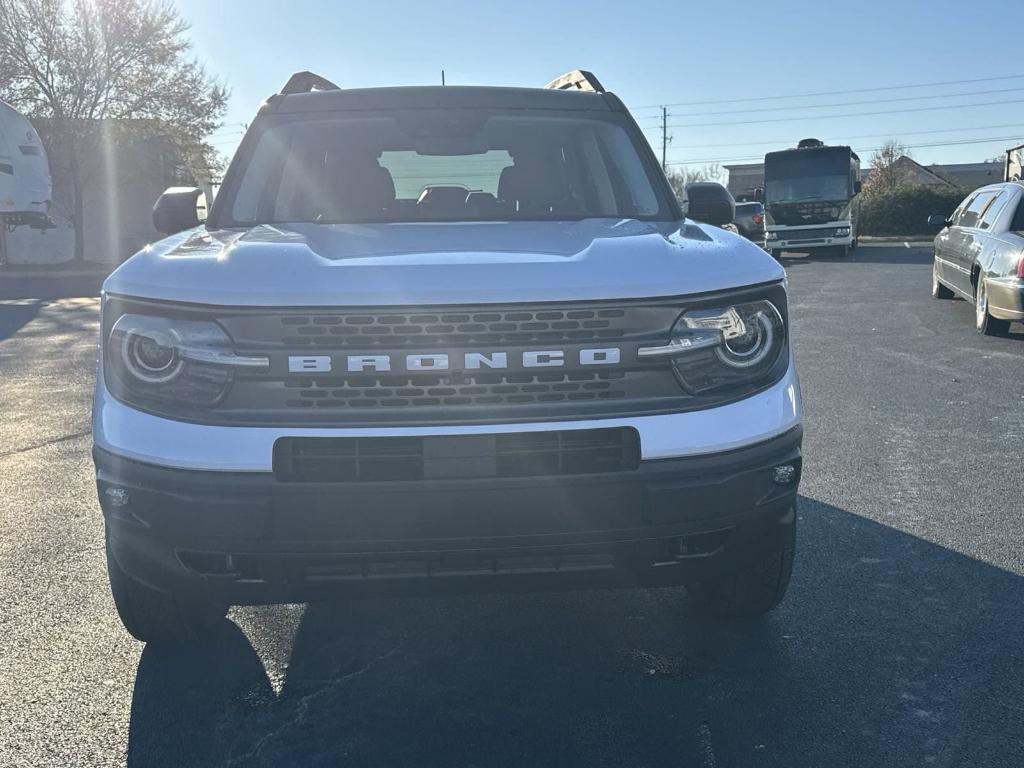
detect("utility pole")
[660,106,671,172]
[441,69,446,86]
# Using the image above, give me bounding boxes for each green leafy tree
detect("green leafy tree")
[0,0,227,260]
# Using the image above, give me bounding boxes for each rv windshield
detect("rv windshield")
[764,149,852,204]
[765,175,849,203]
[220,109,672,225]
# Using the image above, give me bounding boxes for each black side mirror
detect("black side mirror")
[927,214,948,228]
[684,182,736,227]
[153,187,207,235]
[854,180,862,194]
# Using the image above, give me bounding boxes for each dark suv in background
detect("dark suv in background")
[734,201,765,242]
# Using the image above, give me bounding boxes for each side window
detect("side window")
[979,189,1011,230]
[957,191,995,229]
[950,193,977,226]
[1010,198,1024,232]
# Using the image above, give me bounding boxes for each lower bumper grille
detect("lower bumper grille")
[283,370,630,409]
[775,227,844,241]
[273,427,640,483]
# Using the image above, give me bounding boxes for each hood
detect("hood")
[105,219,784,306]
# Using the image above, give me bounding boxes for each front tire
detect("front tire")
[106,530,227,644]
[687,506,796,619]
[770,249,783,260]
[975,277,1010,336]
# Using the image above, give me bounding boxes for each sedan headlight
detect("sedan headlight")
[105,313,267,411]
[639,299,786,395]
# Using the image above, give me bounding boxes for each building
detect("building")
[723,162,765,201]
[724,156,1004,201]
[4,119,200,266]
[921,160,1003,189]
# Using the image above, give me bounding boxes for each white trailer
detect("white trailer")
[0,100,52,263]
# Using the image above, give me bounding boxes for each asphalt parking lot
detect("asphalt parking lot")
[1,243,1023,767]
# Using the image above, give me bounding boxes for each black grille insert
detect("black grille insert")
[276,308,628,347]
[274,428,640,482]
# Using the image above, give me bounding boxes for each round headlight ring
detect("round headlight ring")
[120,329,184,384]
[705,301,783,371]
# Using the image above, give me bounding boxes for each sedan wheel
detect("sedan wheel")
[975,278,1010,336]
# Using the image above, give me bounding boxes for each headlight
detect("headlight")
[106,313,267,410]
[765,231,779,240]
[834,227,850,237]
[639,300,786,395]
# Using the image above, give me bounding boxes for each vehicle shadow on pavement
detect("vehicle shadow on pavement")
[0,297,98,342]
[0,273,105,301]
[0,300,44,341]
[126,496,1024,768]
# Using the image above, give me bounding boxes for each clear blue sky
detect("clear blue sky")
[175,0,1024,173]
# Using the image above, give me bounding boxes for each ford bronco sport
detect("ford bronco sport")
[94,70,803,643]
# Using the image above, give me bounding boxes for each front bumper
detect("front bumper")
[92,361,802,470]
[767,231,853,250]
[97,426,802,604]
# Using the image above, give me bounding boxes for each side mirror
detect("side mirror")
[153,187,207,235]
[854,180,862,194]
[927,214,948,228]
[684,182,736,227]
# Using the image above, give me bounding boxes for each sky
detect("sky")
[174,0,1024,175]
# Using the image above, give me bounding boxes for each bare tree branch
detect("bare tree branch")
[0,0,227,260]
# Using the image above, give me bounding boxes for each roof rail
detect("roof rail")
[544,69,605,93]
[280,71,340,95]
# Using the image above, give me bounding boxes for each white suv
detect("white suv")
[94,70,802,643]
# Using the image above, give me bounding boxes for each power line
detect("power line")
[658,122,1024,151]
[664,134,1024,166]
[636,86,1024,122]
[662,98,1023,130]
[629,73,1024,112]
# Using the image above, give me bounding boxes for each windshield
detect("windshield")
[765,149,853,203]
[220,110,670,225]
[765,174,850,203]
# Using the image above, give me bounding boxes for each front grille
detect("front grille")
[282,370,631,409]
[117,286,790,426]
[213,299,692,424]
[276,308,628,348]
[273,428,640,482]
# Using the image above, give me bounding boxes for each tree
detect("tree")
[665,163,724,200]
[0,0,226,260]
[864,140,909,194]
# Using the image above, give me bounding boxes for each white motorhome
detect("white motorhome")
[0,100,51,226]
